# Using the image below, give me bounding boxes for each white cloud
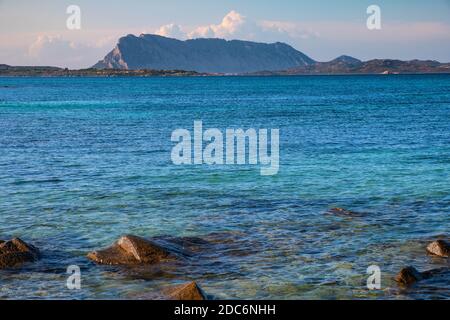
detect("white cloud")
[188,10,248,38]
[260,21,320,40]
[152,11,251,40]
[188,10,247,39]
[153,10,319,44]
[26,35,109,69]
[155,23,186,39]
[28,35,75,57]
[152,11,260,41]
[93,35,119,48]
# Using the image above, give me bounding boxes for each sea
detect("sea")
[0,75,449,299]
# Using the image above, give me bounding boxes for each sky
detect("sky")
[0,0,449,68]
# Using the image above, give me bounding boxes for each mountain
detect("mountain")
[251,58,450,75]
[329,55,363,66]
[93,34,315,73]
[351,59,450,74]
[3,41,449,77]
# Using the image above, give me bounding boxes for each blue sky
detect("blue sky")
[1,0,449,68]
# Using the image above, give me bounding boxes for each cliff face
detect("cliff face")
[93,34,315,73]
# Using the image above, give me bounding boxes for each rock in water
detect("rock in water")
[327,207,361,216]
[395,266,423,286]
[395,266,450,287]
[87,235,175,265]
[426,240,450,258]
[0,238,40,269]
[164,282,207,300]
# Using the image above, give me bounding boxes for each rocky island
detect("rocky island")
[2,35,449,77]
[93,34,450,75]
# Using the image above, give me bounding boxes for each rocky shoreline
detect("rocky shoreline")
[395,240,450,286]
[2,64,450,78]
[1,213,449,300]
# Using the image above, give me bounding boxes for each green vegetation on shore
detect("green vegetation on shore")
[0,65,204,77]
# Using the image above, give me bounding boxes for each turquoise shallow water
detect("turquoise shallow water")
[0,75,449,299]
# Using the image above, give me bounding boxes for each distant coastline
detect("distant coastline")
[0,65,204,77]
[1,64,450,77]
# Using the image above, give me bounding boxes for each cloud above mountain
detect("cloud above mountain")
[25,35,109,69]
[188,10,248,39]
[154,10,319,42]
[155,23,186,39]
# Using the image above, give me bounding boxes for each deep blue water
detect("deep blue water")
[0,75,449,299]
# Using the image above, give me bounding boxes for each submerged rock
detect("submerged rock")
[395,266,450,286]
[327,207,361,216]
[129,281,208,300]
[87,235,176,265]
[0,238,40,269]
[426,240,450,258]
[395,266,423,286]
[163,281,207,300]
[422,267,450,278]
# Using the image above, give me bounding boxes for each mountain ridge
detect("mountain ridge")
[251,58,450,75]
[92,34,450,75]
[93,34,316,73]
